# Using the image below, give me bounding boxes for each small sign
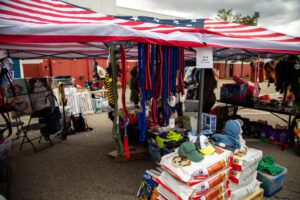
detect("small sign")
[196,47,213,69]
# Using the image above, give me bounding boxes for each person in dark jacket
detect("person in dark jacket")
[198,69,217,113]
[129,66,139,107]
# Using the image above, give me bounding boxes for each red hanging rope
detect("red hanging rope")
[167,47,171,96]
[145,44,152,91]
[121,44,129,127]
[159,46,163,97]
[120,44,130,158]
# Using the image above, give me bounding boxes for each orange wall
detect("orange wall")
[22,59,138,87]
[215,62,251,78]
[23,59,252,86]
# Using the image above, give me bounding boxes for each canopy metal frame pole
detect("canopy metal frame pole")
[110,46,124,155]
[197,68,205,134]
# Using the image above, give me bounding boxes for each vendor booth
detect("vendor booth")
[0,0,300,200]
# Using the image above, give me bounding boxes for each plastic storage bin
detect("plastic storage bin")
[257,164,287,197]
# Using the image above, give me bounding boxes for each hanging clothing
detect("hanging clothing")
[196,69,217,113]
[250,60,265,83]
[129,66,139,105]
[264,60,277,84]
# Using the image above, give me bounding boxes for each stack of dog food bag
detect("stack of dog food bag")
[137,135,233,200]
[229,148,263,200]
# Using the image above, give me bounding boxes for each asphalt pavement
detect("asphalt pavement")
[4,80,300,200]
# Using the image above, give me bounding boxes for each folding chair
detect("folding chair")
[0,111,24,141]
[19,109,48,153]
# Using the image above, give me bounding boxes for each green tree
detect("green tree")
[216,8,260,26]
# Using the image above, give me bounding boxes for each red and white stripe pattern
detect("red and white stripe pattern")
[0,0,299,59]
[204,18,300,44]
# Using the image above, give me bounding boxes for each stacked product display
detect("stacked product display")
[229,148,263,200]
[138,135,233,200]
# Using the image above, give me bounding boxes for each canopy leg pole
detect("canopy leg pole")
[110,46,124,155]
[197,69,205,134]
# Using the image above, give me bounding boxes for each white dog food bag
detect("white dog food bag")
[190,180,230,200]
[156,168,231,200]
[157,184,178,200]
[191,168,231,197]
[230,162,258,184]
[231,179,261,200]
[230,171,257,190]
[210,189,231,200]
[160,147,232,183]
[232,148,262,171]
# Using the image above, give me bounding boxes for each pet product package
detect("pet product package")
[156,168,231,200]
[157,184,178,200]
[232,148,262,171]
[160,147,232,183]
[230,179,261,200]
[137,169,161,200]
[230,163,259,184]
[230,171,257,189]
[203,113,217,131]
[211,189,231,200]
[190,180,230,200]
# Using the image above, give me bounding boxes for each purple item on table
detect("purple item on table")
[268,127,278,141]
[278,129,295,144]
[159,132,169,139]
[260,124,272,138]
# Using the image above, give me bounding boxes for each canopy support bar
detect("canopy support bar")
[197,69,205,133]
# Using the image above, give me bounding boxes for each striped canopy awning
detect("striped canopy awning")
[0,0,299,59]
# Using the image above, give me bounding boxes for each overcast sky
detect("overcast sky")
[117,0,300,37]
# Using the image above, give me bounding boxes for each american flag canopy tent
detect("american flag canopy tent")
[0,0,300,59]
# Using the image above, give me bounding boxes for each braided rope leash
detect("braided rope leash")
[120,44,130,158]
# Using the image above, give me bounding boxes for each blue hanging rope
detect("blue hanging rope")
[171,47,177,95]
[138,44,147,142]
[163,47,171,126]
[176,47,180,71]
[147,44,156,99]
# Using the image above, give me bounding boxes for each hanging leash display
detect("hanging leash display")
[138,43,147,142]
[147,44,156,99]
[163,46,171,126]
[120,44,129,128]
[120,44,130,158]
[136,43,185,139]
[177,47,185,95]
[152,45,162,123]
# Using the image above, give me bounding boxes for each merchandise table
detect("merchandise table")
[217,100,294,128]
[217,100,299,154]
